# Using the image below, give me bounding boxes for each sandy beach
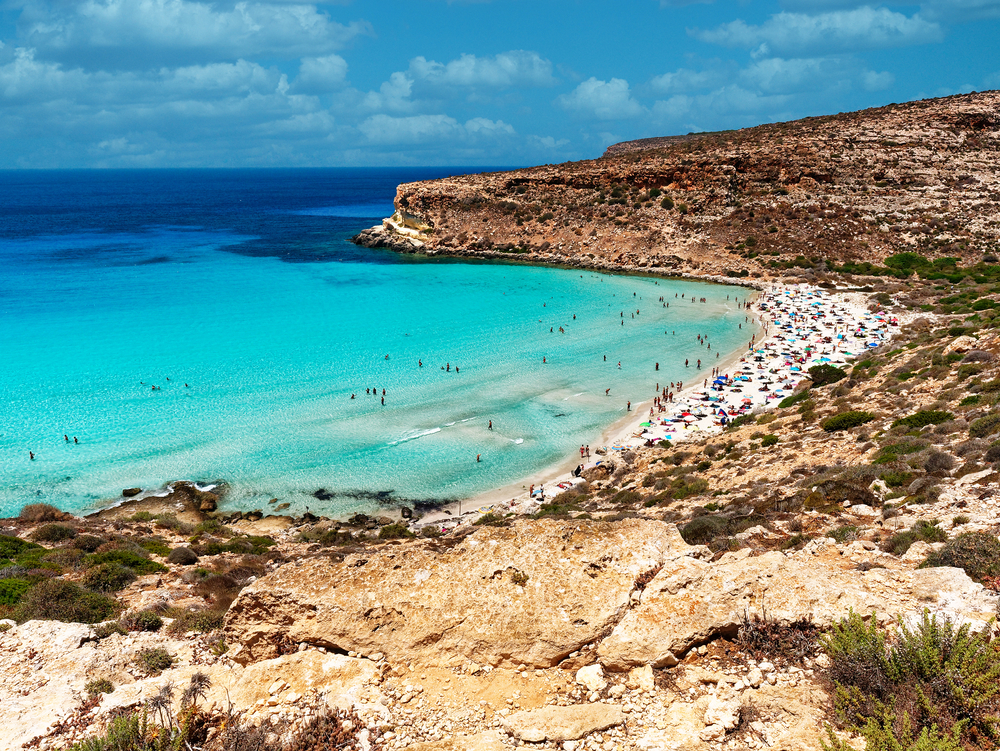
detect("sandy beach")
[418,283,894,530]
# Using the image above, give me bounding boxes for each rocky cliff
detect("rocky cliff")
[354,91,1000,279]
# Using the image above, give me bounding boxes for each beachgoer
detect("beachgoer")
[381,397,385,405]
[605,388,611,396]
[351,394,355,399]
[419,360,422,367]
[447,363,450,371]
[685,359,689,367]
[30,451,34,460]
[618,361,621,369]
[489,420,493,430]
[456,367,459,373]
[64,435,69,442]
[477,454,481,463]
[385,354,389,360]
[74,437,78,444]
[366,388,370,395]
[627,401,631,411]
[543,357,546,363]
[655,363,659,370]
[382,389,386,396]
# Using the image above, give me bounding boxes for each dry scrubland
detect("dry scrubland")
[5,91,1000,751]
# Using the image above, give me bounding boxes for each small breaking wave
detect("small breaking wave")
[388,427,442,446]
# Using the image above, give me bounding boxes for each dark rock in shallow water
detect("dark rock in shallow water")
[122,488,142,497]
[400,506,413,519]
[245,510,263,522]
[300,512,319,523]
[314,489,334,501]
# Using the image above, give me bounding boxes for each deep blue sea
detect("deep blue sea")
[0,169,752,518]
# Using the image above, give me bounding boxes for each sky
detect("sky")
[1,0,998,169]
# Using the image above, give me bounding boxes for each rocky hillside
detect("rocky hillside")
[354,91,1000,280]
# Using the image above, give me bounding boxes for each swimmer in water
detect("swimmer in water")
[64,435,69,442]
[419,360,422,367]
[30,451,35,460]
[605,388,611,396]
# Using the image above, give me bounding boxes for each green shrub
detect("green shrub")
[809,364,848,387]
[14,579,118,623]
[822,411,876,432]
[85,678,114,697]
[136,538,170,556]
[473,513,511,527]
[660,197,674,209]
[83,563,137,593]
[892,410,954,430]
[18,503,64,522]
[86,549,167,575]
[166,608,225,635]
[820,608,1000,749]
[680,515,728,545]
[959,395,979,406]
[727,414,756,430]
[30,523,77,542]
[873,441,927,464]
[779,389,811,408]
[879,470,913,488]
[93,621,127,638]
[881,520,946,556]
[921,531,1000,583]
[378,523,415,540]
[72,535,105,553]
[828,526,859,543]
[0,578,32,606]
[760,435,779,447]
[129,511,154,522]
[969,412,1000,438]
[0,534,44,565]
[134,647,174,676]
[122,610,163,632]
[167,546,199,565]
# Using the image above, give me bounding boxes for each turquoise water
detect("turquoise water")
[0,170,751,517]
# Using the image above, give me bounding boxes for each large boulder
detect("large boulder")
[597,546,1000,671]
[225,519,695,668]
[501,704,626,742]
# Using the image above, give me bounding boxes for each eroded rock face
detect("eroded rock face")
[225,519,691,668]
[597,547,1000,671]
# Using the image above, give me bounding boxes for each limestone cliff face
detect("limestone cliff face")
[224,519,694,668]
[353,91,1000,279]
[223,518,999,673]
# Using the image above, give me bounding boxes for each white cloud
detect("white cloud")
[408,50,556,89]
[357,114,514,147]
[555,77,644,120]
[293,54,348,93]
[649,66,729,94]
[362,71,415,113]
[19,0,371,68]
[694,7,942,55]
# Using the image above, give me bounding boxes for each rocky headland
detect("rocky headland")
[4,91,1000,751]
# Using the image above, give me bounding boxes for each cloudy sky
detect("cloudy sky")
[1,0,998,168]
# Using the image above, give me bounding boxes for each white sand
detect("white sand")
[418,284,896,530]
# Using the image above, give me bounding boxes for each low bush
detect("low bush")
[19,503,64,523]
[760,435,779,447]
[14,579,118,623]
[881,520,946,556]
[892,410,954,430]
[30,523,76,542]
[0,535,43,566]
[84,678,114,697]
[969,412,1000,438]
[83,562,137,593]
[737,609,820,666]
[378,523,415,540]
[828,526,859,543]
[727,414,756,430]
[473,512,511,527]
[680,515,728,545]
[924,450,956,473]
[921,531,1000,584]
[122,609,163,632]
[822,411,876,432]
[0,578,32,606]
[809,364,848,387]
[86,549,167,576]
[166,546,199,565]
[821,609,1000,750]
[873,440,927,464]
[166,608,225,635]
[778,389,811,409]
[134,647,174,676]
[72,535,105,553]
